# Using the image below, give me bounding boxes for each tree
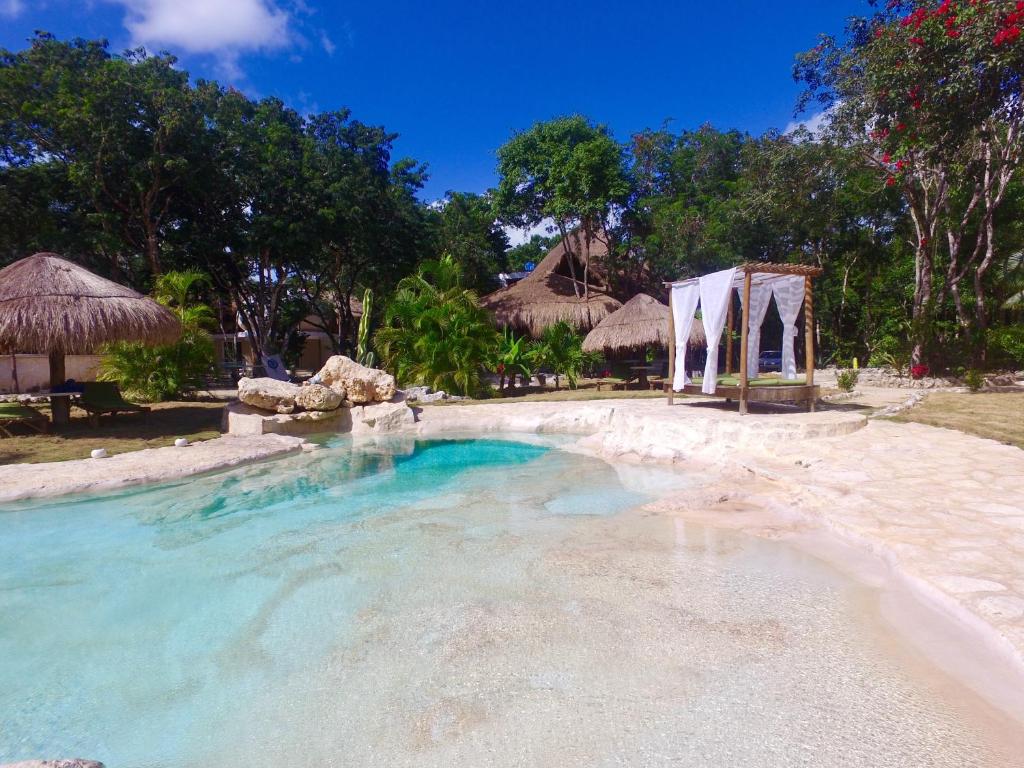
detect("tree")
[296,111,429,354]
[431,191,510,293]
[0,34,208,279]
[495,116,631,297]
[375,255,497,396]
[796,0,1024,363]
[532,320,593,389]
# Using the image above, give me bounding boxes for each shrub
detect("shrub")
[531,321,596,389]
[99,270,215,401]
[836,369,859,392]
[910,363,930,380]
[964,368,984,392]
[375,255,497,397]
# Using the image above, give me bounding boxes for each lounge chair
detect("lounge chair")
[80,382,149,427]
[0,402,48,437]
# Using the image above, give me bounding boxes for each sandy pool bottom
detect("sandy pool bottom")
[1,436,1022,767]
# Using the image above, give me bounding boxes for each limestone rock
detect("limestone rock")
[237,377,301,414]
[402,385,432,402]
[295,383,343,412]
[315,356,396,404]
[351,401,416,434]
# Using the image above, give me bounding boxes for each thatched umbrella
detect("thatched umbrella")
[481,272,622,337]
[0,253,180,424]
[582,293,706,354]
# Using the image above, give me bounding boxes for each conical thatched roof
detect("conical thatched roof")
[0,253,181,354]
[481,234,621,337]
[582,293,706,354]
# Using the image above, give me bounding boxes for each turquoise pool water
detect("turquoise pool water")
[0,436,1021,767]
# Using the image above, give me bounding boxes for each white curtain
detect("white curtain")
[698,268,737,394]
[670,283,700,390]
[740,281,773,380]
[772,276,805,380]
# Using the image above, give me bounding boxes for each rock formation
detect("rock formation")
[237,377,302,414]
[315,356,396,404]
[295,383,343,412]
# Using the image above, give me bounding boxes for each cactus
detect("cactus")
[356,288,376,368]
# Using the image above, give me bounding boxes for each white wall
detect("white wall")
[0,354,102,393]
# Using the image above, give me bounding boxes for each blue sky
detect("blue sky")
[0,1,866,203]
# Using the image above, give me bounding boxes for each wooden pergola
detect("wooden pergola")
[666,263,824,415]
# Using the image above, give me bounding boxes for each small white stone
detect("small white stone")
[174,438,189,448]
[90,448,108,459]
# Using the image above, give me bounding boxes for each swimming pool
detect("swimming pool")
[1,436,1021,767]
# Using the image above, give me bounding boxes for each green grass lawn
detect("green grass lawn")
[892,391,1024,449]
[0,401,224,464]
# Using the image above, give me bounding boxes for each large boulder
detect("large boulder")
[315,356,396,404]
[295,383,343,412]
[237,377,302,414]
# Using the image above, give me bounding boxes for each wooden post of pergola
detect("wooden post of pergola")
[724,298,734,376]
[666,289,675,406]
[738,272,752,415]
[804,274,816,410]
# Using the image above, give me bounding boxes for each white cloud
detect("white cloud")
[108,0,291,70]
[319,30,335,56]
[784,107,831,139]
[1,0,24,18]
[504,219,556,247]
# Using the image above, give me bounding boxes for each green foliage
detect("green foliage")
[356,288,376,368]
[836,369,859,392]
[99,270,214,401]
[375,255,497,396]
[430,192,510,292]
[987,325,1024,367]
[964,368,984,392]
[491,328,535,392]
[531,321,596,389]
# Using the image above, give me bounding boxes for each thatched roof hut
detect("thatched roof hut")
[481,234,622,337]
[0,253,180,353]
[582,293,705,355]
[0,253,180,423]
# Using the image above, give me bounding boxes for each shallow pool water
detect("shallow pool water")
[1,436,1021,767]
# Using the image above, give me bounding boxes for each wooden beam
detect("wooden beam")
[667,288,675,406]
[738,273,752,415]
[804,275,815,410]
[724,292,734,375]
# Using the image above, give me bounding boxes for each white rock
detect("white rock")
[314,355,396,404]
[174,438,189,448]
[90,448,107,459]
[351,401,416,434]
[237,377,302,414]
[295,383,343,412]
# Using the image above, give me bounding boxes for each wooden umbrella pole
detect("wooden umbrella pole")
[738,273,752,415]
[667,289,675,406]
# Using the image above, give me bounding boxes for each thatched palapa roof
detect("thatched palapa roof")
[481,233,622,337]
[0,253,181,354]
[582,293,706,354]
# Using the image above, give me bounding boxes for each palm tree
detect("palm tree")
[533,320,596,389]
[375,255,497,396]
[99,270,215,400]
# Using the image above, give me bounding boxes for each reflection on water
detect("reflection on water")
[0,437,1020,768]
